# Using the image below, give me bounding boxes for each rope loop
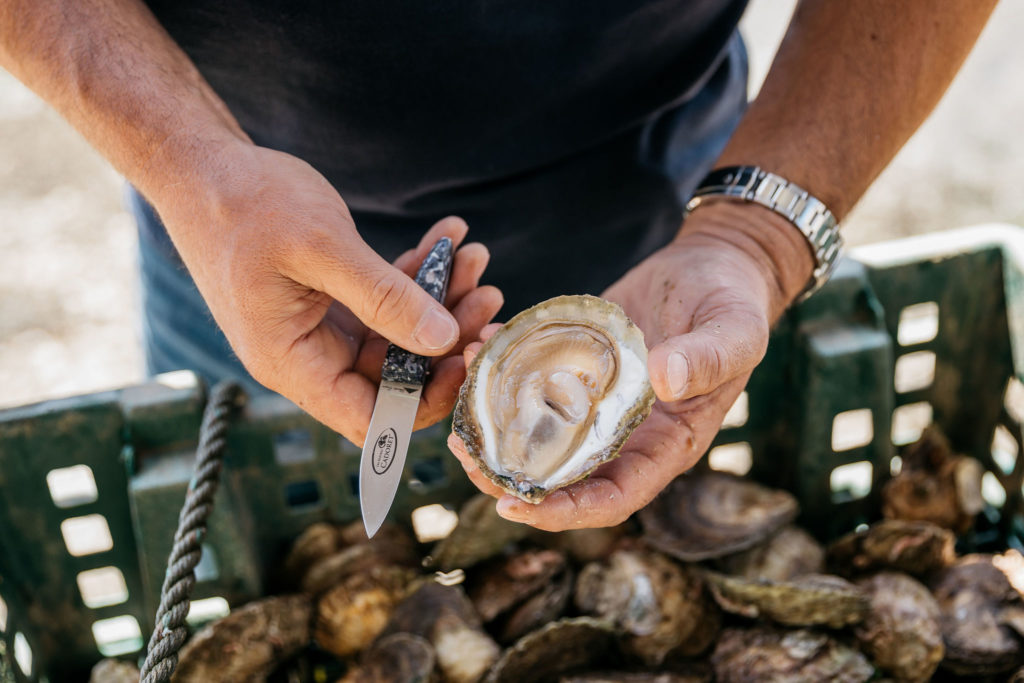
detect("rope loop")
[139,380,243,683]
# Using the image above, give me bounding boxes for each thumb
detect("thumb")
[306,238,458,356]
[647,306,769,402]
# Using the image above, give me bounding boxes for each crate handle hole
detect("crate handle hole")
[721,392,749,429]
[91,615,143,657]
[832,409,874,452]
[195,543,220,582]
[410,457,448,492]
[411,504,459,543]
[892,402,933,446]
[46,464,98,508]
[992,424,1019,475]
[285,480,323,511]
[897,301,939,346]
[983,471,1006,508]
[1005,377,1024,424]
[61,514,114,557]
[13,632,32,676]
[708,442,753,476]
[77,566,128,609]
[830,461,873,503]
[187,597,231,626]
[895,351,936,394]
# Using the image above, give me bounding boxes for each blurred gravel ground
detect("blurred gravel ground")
[1,1,1023,409]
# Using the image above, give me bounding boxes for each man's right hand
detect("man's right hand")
[151,142,504,446]
[2,0,502,446]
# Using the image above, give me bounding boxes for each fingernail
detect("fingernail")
[414,308,457,350]
[667,352,688,398]
[496,497,528,522]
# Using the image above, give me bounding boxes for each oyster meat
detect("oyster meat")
[454,295,655,502]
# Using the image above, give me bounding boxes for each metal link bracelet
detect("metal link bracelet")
[685,166,843,301]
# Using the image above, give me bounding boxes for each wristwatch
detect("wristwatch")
[685,166,843,301]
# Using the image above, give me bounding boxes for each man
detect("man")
[0,1,997,531]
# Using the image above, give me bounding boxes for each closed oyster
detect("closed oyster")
[930,554,1024,675]
[174,594,313,682]
[429,493,532,571]
[639,470,798,562]
[338,633,436,683]
[718,525,825,581]
[484,617,618,683]
[574,549,720,664]
[454,295,655,503]
[703,572,868,629]
[853,572,944,683]
[711,626,874,683]
[825,519,955,579]
[882,425,984,534]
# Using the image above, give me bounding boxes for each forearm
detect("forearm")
[685,0,997,309]
[0,0,246,205]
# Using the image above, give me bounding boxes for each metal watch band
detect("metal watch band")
[685,166,843,301]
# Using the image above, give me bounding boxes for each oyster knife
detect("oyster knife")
[359,237,454,538]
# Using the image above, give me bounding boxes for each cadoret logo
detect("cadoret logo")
[372,428,397,475]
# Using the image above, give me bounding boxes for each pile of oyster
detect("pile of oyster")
[89,298,1024,682]
[93,432,1024,682]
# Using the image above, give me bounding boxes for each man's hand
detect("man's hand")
[448,201,813,530]
[155,143,503,446]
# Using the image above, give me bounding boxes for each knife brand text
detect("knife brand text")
[372,427,398,475]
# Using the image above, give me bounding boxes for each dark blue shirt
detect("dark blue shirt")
[141,0,749,314]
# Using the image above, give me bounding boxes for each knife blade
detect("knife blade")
[359,236,454,538]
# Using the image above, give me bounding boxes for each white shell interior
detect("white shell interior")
[468,297,650,492]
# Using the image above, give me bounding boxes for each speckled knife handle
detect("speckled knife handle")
[381,237,455,386]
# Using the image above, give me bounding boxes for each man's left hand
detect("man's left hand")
[448,201,814,530]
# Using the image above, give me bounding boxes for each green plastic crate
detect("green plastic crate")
[2,225,1024,681]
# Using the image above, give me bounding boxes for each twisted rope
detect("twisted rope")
[139,380,243,683]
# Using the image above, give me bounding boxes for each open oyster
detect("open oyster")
[454,295,655,502]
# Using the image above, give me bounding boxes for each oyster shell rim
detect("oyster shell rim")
[453,294,655,503]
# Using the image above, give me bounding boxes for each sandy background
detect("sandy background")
[1,1,1023,409]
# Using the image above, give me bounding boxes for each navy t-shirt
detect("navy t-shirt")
[141,1,750,314]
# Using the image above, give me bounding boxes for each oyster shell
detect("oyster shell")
[711,626,874,683]
[484,617,618,683]
[313,566,415,657]
[574,549,720,664]
[454,295,655,502]
[469,549,574,642]
[561,671,710,683]
[853,572,944,683]
[89,659,140,683]
[825,519,955,579]
[930,554,1024,675]
[703,572,868,629]
[882,425,984,534]
[378,582,500,683]
[718,525,825,581]
[429,493,532,571]
[639,470,799,562]
[338,633,436,683]
[174,594,312,682]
